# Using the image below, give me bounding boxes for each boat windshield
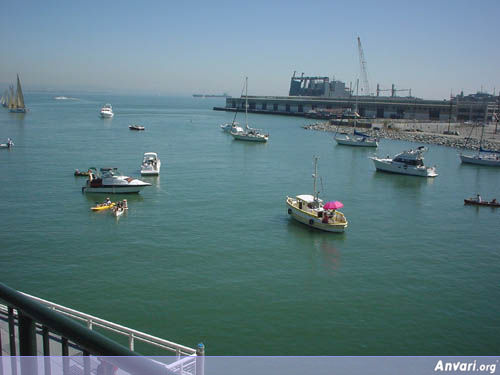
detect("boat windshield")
[100,168,121,177]
[394,157,423,166]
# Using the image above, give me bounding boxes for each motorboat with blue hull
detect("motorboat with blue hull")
[82,168,151,194]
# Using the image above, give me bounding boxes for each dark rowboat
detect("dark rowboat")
[129,125,145,131]
[464,198,500,207]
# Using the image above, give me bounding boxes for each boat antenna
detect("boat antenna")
[320,176,324,197]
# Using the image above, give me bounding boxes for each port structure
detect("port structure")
[376,84,412,98]
[357,36,371,96]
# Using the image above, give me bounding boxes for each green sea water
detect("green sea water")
[1,93,499,355]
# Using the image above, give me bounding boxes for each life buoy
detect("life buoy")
[287,208,292,215]
[309,219,314,225]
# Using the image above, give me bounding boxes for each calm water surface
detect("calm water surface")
[1,93,499,355]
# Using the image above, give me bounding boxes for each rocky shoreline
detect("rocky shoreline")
[303,122,500,152]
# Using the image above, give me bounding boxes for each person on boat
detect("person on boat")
[104,197,112,206]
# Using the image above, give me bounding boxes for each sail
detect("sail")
[0,90,6,106]
[8,85,15,109]
[15,74,25,109]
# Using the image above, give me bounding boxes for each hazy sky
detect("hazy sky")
[1,0,499,99]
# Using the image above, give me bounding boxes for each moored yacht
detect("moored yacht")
[100,104,114,118]
[335,131,378,147]
[140,152,161,175]
[286,157,348,233]
[230,77,269,143]
[82,168,151,193]
[370,146,438,177]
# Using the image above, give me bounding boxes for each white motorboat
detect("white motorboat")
[459,123,500,167]
[0,138,14,149]
[370,146,438,177]
[286,157,348,233]
[230,77,269,143]
[140,152,161,176]
[82,168,151,193]
[100,104,114,118]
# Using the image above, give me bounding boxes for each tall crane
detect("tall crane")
[357,36,370,96]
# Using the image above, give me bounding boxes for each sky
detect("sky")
[1,0,499,99]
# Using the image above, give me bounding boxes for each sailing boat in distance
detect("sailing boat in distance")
[8,74,27,113]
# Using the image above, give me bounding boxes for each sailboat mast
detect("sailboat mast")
[478,122,485,156]
[245,76,248,130]
[313,156,318,201]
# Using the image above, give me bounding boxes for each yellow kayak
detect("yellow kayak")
[90,203,115,211]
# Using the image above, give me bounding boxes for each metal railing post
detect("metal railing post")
[195,343,205,375]
[19,312,37,375]
[42,327,50,375]
[128,333,134,351]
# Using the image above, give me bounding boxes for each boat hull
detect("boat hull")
[371,157,438,177]
[100,113,114,118]
[91,203,116,211]
[460,154,500,167]
[83,185,149,194]
[335,136,378,147]
[286,199,347,233]
[231,133,268,142]
[464,199,500,207]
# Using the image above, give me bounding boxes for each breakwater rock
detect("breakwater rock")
[302,123,500,152]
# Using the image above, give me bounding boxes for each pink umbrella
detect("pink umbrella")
[324,201,343,210]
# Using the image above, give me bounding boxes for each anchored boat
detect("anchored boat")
[230,77,269,142]
[370,146,438,177]
[100,104,114,118]
[82,168,151,194]
[286,157,348,233]
[140,152,161,176]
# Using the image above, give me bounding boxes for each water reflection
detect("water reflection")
[287,219,343,274]
[371,170,434,189]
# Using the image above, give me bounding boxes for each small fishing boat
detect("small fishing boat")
[0,139,14,149]
[129,125,145,131]
[74,169,90,176]
[286,157,348,233]
[464,196,499,207]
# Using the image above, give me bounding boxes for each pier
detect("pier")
[215,94,498,122]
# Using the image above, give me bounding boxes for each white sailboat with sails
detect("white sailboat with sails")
[8,75,27,113]
[230,77,269,142]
